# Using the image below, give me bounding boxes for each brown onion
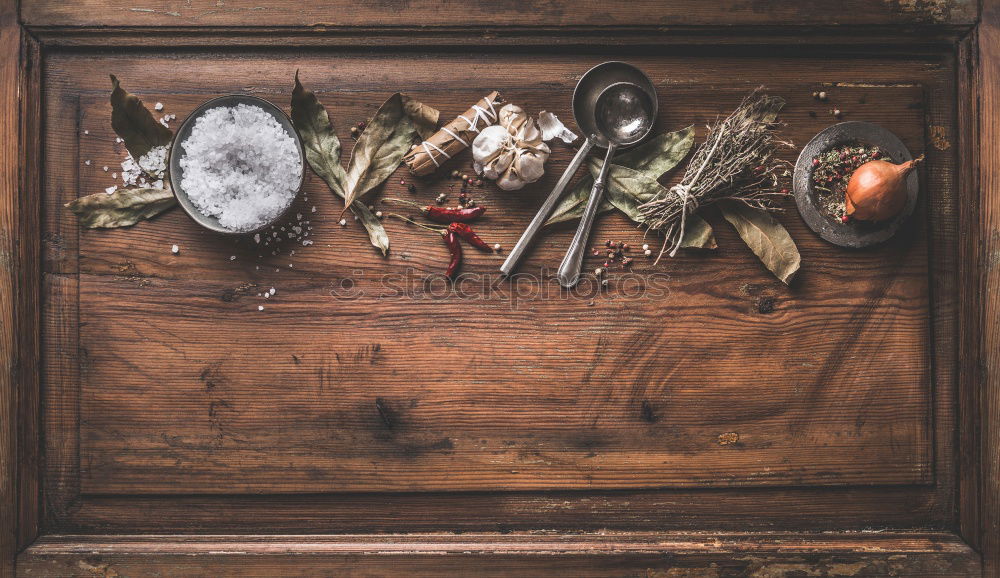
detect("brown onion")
[845,154,923,221]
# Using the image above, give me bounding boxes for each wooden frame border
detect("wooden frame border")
[3,0,999,575]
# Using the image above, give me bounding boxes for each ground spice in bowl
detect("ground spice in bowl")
[171,96,304,234]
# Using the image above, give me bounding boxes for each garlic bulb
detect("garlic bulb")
[473,104,552,191]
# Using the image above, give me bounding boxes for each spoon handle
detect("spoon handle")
[500,138,595,276]
[557,143,617,288]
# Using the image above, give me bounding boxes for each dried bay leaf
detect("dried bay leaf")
[66,187,177,229]
[109,75,172,160]
[291,73,390,255]
[544,174,614,226]
[587,161,665,221]
[678,214,717,249]
[612,124,695,178]
[343,93,439,209]
[718,200,800,284]
[291,71,347,198]
[544,126,694,226]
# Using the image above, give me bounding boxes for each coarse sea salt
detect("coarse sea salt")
[179,103,301,233]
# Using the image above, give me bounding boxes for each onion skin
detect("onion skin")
[845,154,923,221]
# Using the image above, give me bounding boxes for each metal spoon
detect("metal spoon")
[499,61,656,277]
[556,82,655,288]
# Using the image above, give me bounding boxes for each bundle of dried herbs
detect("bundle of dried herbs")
[638,88,792,261]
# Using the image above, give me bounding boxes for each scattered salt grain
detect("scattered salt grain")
[103,166,109,172]
[642,243,650,251]
[154,102,164,111]
[253,233,261,244]
[111,172,117,179]
[258,305,264,311]
[178,104,301,232]
[171,244,179,254]
[84,160,91,166]
[84,130,90,135]
[311,206,316,213]
[230,255,236,261]
[339,218,347,226]
[115,137,123,143]
[269,287,276,295]
[105,185,118,194]
[264,293,269,299]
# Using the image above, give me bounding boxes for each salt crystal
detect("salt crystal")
[258,305,264,311]
[311,206,316,213]
[103,166,109,172]
[288,263,293,268]
[253,233,261,244]
[155,102,164,111]
[269,287,276,295]
[171,244,179,254]
[230,255,236,261]
[115,137,123,143]
[105,185,118,194]
[84,130,89,135]
[178,104,301,232]
[160,117,169,127]
[264,293,269,299]
[339,219,347,226]
[84,160,91,166]
[111,172,117,179]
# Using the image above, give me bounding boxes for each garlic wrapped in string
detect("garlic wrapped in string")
[472,104,552,191]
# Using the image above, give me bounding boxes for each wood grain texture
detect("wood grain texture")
[58,487,950,534]
[18,21,985,578]
[978,0,1000,574]
[15,532,982,577]
[40,54,943,496]
[0,0,26,575]
[0,16,14,578]
[957,31,982,556]
[18,0,979,29]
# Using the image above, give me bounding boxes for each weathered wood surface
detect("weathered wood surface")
[19,0,979,29]
[1,1,992,576]
[38,52,946,499]
[0,0,19,574]
[978,0,1000,575]
[15,532,982,577]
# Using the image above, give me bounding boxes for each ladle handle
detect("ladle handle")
[500,138,595,276]
[557,143,616,288]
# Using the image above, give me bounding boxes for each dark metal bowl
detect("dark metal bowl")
[793,121,919,249]
[168,94,305,235]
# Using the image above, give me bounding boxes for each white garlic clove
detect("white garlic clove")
[538,111,578,143]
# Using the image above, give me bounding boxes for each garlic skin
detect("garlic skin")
[537,111,578,144]
[473,103,551,191]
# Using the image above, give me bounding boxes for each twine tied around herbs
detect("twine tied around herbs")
[638,88,789,264]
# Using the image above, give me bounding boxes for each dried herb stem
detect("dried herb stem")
[637,88,791,261]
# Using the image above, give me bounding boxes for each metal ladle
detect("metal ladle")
[500,61,658,278]
[556,82,655,287]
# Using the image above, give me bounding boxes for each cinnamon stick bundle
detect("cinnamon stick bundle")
[403,91,502,176]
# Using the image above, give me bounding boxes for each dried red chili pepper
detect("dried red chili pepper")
[447,222,491,251]
[389,213,463,278]
[384,198,485,223]
[443,230,462,278]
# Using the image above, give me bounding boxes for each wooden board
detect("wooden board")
[6,0,999,574]
[37,54,938,497]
